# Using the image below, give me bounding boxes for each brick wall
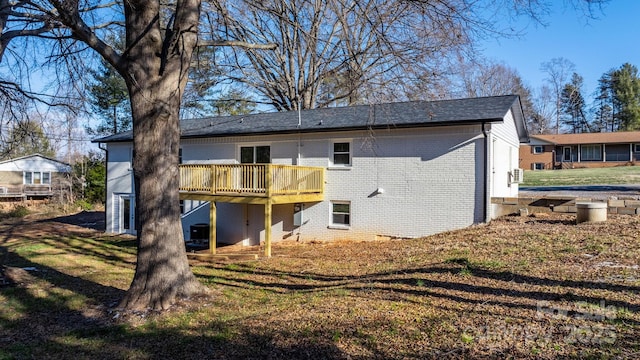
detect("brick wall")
[519,145,554,170]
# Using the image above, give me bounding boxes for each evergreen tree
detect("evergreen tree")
[611,63,640,131]
[87,58,131,136]
[72,152,106,205]
[0,119,55,159]
[594,70,617,131]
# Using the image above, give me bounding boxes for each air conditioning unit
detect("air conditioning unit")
[510,168,524,184]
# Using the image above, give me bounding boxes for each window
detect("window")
[581,145,602,161]
[331,141,351,166]
[533,145,544,154]
[533,163,545,170]
[240,145,270,164]
[331,201,350,227]
[23,171,51,185]
[634,144,640,153]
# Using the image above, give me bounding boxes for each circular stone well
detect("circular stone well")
[576,202,608,223]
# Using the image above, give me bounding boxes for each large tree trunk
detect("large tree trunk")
[118,0,206,310]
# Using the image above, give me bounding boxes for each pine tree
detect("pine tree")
[87,58,131,136]
[0,120,55,159]
[612,63,640,131]
[595,71,617,131]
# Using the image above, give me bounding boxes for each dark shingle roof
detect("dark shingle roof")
[94,95,527,143]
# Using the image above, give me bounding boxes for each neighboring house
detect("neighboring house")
[95,95,528,255]
[0,154,72,201]
[520,132,640,170]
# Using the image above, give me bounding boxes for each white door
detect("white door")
[114,194,135,234]
[242,204,264,246]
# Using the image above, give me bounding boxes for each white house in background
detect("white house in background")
[0,154,72,201]
[95,95,528,255]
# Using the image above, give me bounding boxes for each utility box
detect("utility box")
[293,203,304,227]
[190,223,210,244]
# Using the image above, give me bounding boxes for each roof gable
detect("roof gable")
[95,95,527,143]
[0,154,72,173]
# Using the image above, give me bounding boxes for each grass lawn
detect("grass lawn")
[522,166,640,186]
[1,211,640,359]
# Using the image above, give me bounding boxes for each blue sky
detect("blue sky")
[480,0,640,99]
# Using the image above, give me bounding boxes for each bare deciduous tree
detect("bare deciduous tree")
[207,0,500,110]
[540,57,576,134]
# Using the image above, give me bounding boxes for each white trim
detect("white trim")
[532,145,544,154]
[23,171,52,185]
[113,193,135,234]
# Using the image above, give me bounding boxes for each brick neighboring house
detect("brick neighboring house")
[96,95,528,255]
[520,132,640,170]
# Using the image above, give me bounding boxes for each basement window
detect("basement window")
[330,201,351,228]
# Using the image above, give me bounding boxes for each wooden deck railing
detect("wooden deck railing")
[179,164,324,196]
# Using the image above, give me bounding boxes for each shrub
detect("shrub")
[8,205,29,218]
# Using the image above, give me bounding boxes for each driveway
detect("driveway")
[519,185,640,200]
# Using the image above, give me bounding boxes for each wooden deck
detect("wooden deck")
[0,185,53,199]
[178,164,325,257]
[179,164,324,204]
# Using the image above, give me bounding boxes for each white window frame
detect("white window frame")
[23,171,52,185]
[581,145,602,161]
[532,145,544,154]
[329,140,352,168]
[634,144,640,153]
[533,163,545,170]
[329,201,351,229]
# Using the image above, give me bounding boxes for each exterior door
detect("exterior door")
[563,147,572,162]
[242,204,264,246]
[114,194,135,234]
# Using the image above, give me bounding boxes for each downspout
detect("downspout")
[482,122,491,223]
[98,142,108,232]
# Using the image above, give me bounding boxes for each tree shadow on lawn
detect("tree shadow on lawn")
[196,262,640,322]
[42,210,106,231]
[0,247,352,359]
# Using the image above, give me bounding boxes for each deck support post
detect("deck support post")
[264,164,273,257]
[209,202,216,254]
[264,200,272,257]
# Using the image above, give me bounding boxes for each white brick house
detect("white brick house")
[96,95,528,254]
